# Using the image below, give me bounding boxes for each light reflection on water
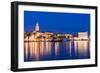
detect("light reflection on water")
[24,40,90,62]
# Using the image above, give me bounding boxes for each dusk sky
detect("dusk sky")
[24,11,90,35]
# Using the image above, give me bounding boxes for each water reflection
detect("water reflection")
[24,40,90,61]
[74,41,89,57]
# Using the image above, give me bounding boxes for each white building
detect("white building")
[74,32,89,40]
[78,32,88,39]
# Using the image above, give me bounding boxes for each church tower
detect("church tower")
[35,22,39,32]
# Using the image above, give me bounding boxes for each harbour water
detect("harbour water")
[24,40,90,62]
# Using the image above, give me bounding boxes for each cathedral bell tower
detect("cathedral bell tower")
[35,22,39,32]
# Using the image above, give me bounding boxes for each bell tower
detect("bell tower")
[35,22,39,32]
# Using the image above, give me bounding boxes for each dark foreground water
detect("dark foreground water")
[24,40,90,62]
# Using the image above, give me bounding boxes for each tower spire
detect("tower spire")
[35,22,39,32]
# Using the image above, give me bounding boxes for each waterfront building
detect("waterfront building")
[78,32,88,39]
[74,32,89,40]
[24,22,89,41]
[24,22,54,41]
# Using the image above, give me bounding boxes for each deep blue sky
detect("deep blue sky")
[24,11,90,35]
